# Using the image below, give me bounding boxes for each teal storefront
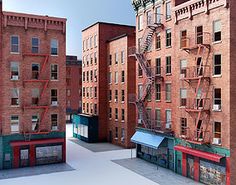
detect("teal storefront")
[131,129,175,171]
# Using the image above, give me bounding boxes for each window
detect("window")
[90,87,93,98]
[156,6,161,23]
[90,70,93,81]
[146,108,151,123]
[155,109,161,127]
[90,103,93,114]
[94,52,97,65]
[94,69,97,81]
[11,115,19,133]
[67,89,71,97]
[121,90,125,102]
[83,87,85,97]
[213,20,221,42]
[51,114,58,131]
[86,87,89,98]
[86,103,89,113]
[109,72,112,84]
[156,58,161,75]
[67,100,71,107]
[94,34,97,47]
[180,30,187,48]
[83,103,85,113]
[109,108,112,119]
[121,128,125,141]
[86,71,89,82]
[32,64,40,79]
[115,53,118,64]
[214,54,221,76]
[214,88,221,110]
[32,88,39,105]
[121,51,125,64]
[147,11,152,25]
[115,108,118,120]
[32,37,39,53]
[138,85,143,99]
[166,29,171,47]
[196,26,203,44]
[51,64,58,80]
[180,88,187,107]
[121,71,125,83]
[180,59,187,78]
[138,14,143,30]
[11,36,19,53]
[83,40,85,51]
[115,90,118,102]
[11,88,19,106]
[121,109,125,121]
[94,87,97,98]
[165,83,171,101]
[166,2,171,20]
[115,72,118,84]
[94,104,97,115]
[10,62,19,80]
[51,39,58,55]
[156,32,161,49]
[155,83,161,101]
[51,89,58,106]
[86,55,89,66]
[165,110,171,129]
[166,56,171,74]
[32,114,39,131]
[109,90,112,101]
[213,122,221,142]
[115,127,118,139]
[180,118,187,136]
[90,37,93,49]
[109,54,112,65]
[83,72,85,82]
[138,64,143,76]
[90,54,93,65]
[86,39,89,50]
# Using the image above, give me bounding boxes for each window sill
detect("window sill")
[212,109,222,112]
[166,46,172,49]
[51,54,58,57]
[121,120,125,123]
[121,101,125,104]
[138,29,143,32]
[156,48,161,51]
[11,105,20,108]
[115,119,118,122]
[213,75,222,78]
[166,18,172,22]
[213,40,222,45]
[51,79,59,81]
[155,100,161,102]
[166,73,172,76]
[179,106,186,109]
[165,100,172,103]
[138,75,143,78]
[10,79,19,81]
[10,52,20,55]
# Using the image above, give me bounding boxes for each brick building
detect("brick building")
[73,22,136,148]
[66,55,82,123]
[0,0,66,169]
[131,0,234,184]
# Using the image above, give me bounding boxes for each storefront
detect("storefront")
[131,130,174,171]
[174,145,230,185]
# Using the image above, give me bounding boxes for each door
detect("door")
[109,131,112,143]
[20,148,29,167]
[187,156,194,179]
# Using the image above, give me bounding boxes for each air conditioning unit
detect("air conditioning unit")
[213,138,221,145]
[52,126,58,131]
[51,101,58,106]
[94,77,97,82]
[12,75,19,80]
[213,104,221,111]
[114,99,117,102]
[138,119,142,124]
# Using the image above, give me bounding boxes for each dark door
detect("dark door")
[109,131,112,143]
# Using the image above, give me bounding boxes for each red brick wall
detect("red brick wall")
[1,12,66,135]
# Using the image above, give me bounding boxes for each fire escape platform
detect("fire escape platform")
[182,44,211,52]
[185,108,210,113]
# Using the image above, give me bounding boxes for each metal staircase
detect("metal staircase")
[129,14,164,130]
[181,32,212,144]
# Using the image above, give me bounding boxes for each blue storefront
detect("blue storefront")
[72,114,99,143]
[131,129,175,171]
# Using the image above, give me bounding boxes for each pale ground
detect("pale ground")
[0,124,202,185]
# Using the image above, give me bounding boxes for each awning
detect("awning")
[131,131,165,149]
[174,145,224,163]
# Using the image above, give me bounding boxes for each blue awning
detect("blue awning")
[131,131,165,149]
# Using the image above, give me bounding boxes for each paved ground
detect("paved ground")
[113,158,202,185]
[69,138,123,152]
[0,124,203,185]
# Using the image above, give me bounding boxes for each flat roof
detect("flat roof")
[82,21,135,32]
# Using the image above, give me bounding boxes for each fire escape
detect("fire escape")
[129,14,167,132]
[22,53,50,140]
[180,32,211,145]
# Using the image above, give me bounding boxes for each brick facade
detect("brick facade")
[0,1,66,169]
